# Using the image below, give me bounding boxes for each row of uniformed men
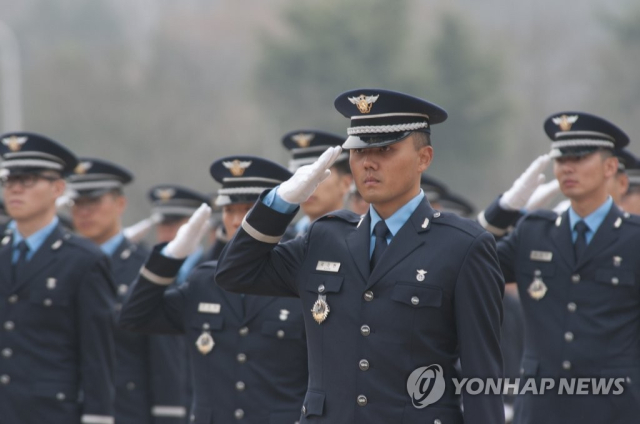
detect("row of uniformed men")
[2,87,640,424]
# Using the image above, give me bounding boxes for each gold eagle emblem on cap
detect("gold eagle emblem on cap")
[74,161,93,174]
[348,94,380,114]
[2,135,27,152]
[154,188,176,201]
[552,114,579,132]
[291,133,315,148]
[223,159,252,177]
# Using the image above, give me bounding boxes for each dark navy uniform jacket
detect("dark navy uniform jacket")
[119,244,308,424]
[215,196,505,424]
[497,205,640,424]
[0,224,116,424]
[110,237,188,424]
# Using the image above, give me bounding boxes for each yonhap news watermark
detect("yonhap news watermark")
[407,365,627,408]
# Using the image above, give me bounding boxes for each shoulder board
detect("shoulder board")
[316,209,361,224]
[524,209,558,221]
[431,211,484,238]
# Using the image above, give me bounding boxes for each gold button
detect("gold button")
[360,325,371,336]
[564,332,574,342]
[357,395,368,406]
[4,321,14,331]
[8,295,18,304]
[43,298,52,307]
[363,291,374,302]
[318,284,325,293]
[562,361,571,370]
[1,348,12,358]
[411,296,420,306]
[237,353,247,363]
[359,359,370,371]
[56,392,65,401]
[202,323,210,330]
[234,409,244,420]
[277,330,285,339]
[612,277,619,285]
[235,381,245,391]
[435,420,442,424]
[0,375,10,384]
[567,302,577,312]
[571,274,580,283]
[239,327,249,336]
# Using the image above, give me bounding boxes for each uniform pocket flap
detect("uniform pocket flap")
[520,358,539,376]
[190,315,224,331]
[33,381,77,401]
[262,321,304,339]
[305,274,344,294]
[269,410,303,424]
[391,283,442,308]
[595,269,634,286]
[302,390,325,417]
[29,290,72,306]
[520,262,556,277]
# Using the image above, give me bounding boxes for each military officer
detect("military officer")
[492,112,640,424]
[0,132,116,424]
[68,158,188,424]
[282,130,352,234]
[215,89,505,424]
[149,185,209,285]
[119,156,308,424]
[618,149,640,214]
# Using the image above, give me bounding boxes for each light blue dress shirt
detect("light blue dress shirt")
[369,190,425,257]
[9,216,60,263]
[100,232,125,257]
[567,196,613,244]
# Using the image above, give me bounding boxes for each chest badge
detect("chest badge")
[527,270,548,301]
[196,331,215,355]
[311,295,330,324]
[416,269,427,282]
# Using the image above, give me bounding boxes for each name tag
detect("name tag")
[316,261,341,272]
[530,251,553,262]
[198,303,221,314]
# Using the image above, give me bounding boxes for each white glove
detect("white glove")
[279,146,343,204]
[553,199,571,214]
[164,204,212,259]
[123,213,162,243]
[499,154,551,211]
[524,179,561,211]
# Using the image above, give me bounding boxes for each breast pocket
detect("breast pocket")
[262,321,304,340]
[304,274,344,295]
[391,282,442,309]
[594,268,635,288]
[29,289,72,308]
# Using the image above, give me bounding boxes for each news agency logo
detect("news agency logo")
[406,364,446,408]
[407,364,627,408]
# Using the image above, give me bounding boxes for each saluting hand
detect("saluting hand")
[165,203,212,259]
[500,154,551,211]
[279,146,343,204]
[524,178,561,211]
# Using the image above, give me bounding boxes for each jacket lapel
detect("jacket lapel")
[365,199,434,290]
[575,204,622,271]
[549,210,575,268]
[346,213,371,282]
[0,229,14,292]
[242,294,277,324]
[215,283,245,322]
[14,225,64,292]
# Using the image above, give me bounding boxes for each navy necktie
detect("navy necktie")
[12,241,30,287]
[370,221,390,272]
[574,221,589,262]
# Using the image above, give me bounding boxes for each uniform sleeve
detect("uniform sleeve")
[118,245,189,334]
[216,195,306,297]
[148,334,189,423]
[78,255,117,424]
[495,219,520,284]
[477,196,524,237]
[454,231,505,424]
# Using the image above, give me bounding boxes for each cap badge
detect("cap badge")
[348,94,380,114]
[155,188,176,201]
[223,159,252,177]
[291,133,315,148]
[74,161,92,174]
[2,136,27,152]
[552,114,578,132]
